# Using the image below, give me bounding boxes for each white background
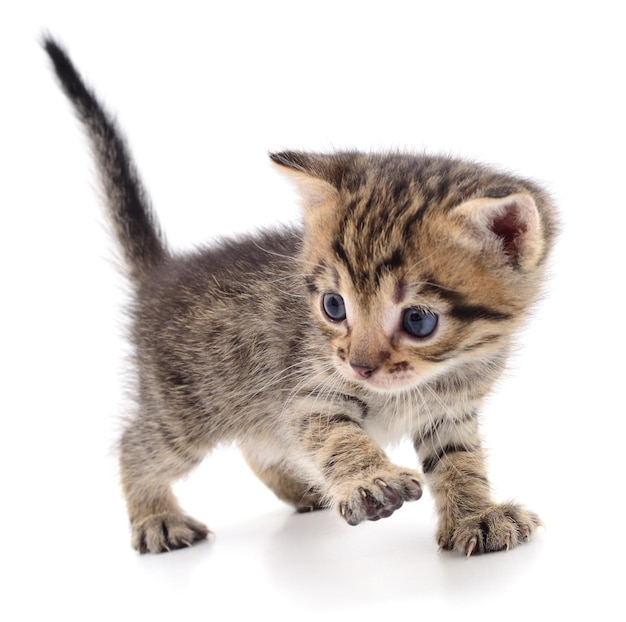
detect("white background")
[2,1,624,620]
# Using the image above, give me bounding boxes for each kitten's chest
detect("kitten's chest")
[361,389,466,448]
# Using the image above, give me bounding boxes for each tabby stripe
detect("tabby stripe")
[461,334,501,353]
[304,393,369,419]
[421,443,474,474]
[332,239,358,284]
[340,394,370,419]
[324,413,360,426]
[420,350,457,363]
[414,411,477,450]
[450,304,511,322]
[419,279,511,323]
[465,472,489,484]
[391,179,410,201]
[424,334,503,361]
[401,206,427,237]
[299,413,361,433]
[304,275,318,294]
[373,248,405,283]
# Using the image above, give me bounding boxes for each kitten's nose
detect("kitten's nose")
[350,363,379,379]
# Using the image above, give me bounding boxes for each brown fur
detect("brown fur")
[45,39,557,556]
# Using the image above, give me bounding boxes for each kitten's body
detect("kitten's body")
[45,39,557,556]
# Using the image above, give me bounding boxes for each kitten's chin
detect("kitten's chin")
[338,359,457,395]
[346,372,423,395]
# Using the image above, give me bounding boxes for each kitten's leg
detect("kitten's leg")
[120,418,210,554]
[415,413,541,556]
[295,409,424,525]
[243,453,324,512]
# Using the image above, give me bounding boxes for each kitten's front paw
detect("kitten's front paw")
[132,512,210,554]
[336,468,423,526]
[438,503,541,557]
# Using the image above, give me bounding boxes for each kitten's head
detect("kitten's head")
[271,151,557,395]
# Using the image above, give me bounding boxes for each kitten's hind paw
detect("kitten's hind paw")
[132,512,210,554]
[336,468,423,526]
[438,502,541,557]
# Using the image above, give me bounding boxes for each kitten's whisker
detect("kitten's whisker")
[263,274,306,285]
[239,357,330,403]
[280,361,334,407]
[275,289,307,299]
[251,240,325,271]
[401,252,438,279]
[279,360,339,424]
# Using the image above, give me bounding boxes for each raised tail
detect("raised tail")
[43,36,167,283]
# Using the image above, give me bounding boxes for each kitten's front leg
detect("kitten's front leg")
[416,413,541,556]
[297,409,423,525]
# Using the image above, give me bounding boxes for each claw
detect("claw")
[374,478,388,488]
[360,488,380,520]
[465,536,478,558]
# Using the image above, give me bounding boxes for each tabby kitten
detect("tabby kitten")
[44,37,557,557]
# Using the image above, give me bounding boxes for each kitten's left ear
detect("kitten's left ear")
[269,151,339,212]
[453,192,545,269]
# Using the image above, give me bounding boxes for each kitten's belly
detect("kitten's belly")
[239,433,291,469]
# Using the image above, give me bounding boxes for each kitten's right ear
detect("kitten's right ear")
[269,151,339,211]
[453,192,545,270]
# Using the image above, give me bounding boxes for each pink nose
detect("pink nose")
[350,363,379,379]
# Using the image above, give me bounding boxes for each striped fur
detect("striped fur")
[45,39,556,555]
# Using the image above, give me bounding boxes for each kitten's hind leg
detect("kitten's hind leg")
[126,487,210,554]
[243,452,324,513]
[120,420,210,554]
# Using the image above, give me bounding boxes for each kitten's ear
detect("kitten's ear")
[453,192,544,269]
[269,151,339,211]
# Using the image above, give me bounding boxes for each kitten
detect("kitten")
[44,37,558,557]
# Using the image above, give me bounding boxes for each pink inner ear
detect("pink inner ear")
[490,202,528,259]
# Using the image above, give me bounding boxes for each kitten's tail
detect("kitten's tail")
[43,36,167,283]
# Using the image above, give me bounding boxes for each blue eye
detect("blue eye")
[322,293,346,322]
[403,308,438,338]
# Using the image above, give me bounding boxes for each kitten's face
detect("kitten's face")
[272,152,553,396]
[313,269,448,393]
[306,223,517,395]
